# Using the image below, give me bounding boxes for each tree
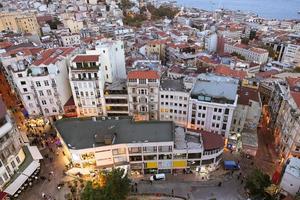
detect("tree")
[81,168,130,200]
[101,168,130,200]
[245,169,272,199]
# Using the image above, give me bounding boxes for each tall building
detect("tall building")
[187,74,238,138]
[86,39,126,83]
[127,70,160,121]
[0,97,43,196]
[282,43,300,67]
[69,54,105,117]
[280,157,300,197]
[11,48,77,119]
[159,78,190,127]
[0,12,41,36]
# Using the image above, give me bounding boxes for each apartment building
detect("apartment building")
[0,98,43,196]
[60,33,81,47]
[104,80,129,116]
[187,74,239,138]
[280,157,300,196]
[11,48,77,118]
[69,54,105,117]
[0,12,40,36]
[231,87,262,133]
[224,43,269,64]
[145,40,167,64]
[127,70,160,121]
[282,43,300,67]
[159,79,190,127]
[55,117,224,174]
[276,77,300,160]
[62,19,84,33]
[86,39,126,83]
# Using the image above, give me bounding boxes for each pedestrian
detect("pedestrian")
[150,180,153,185]
[135,187,138,193]
[241,179,244,184]
[218,182,222,187]
[171,189,174,196]
[187,193,190,199]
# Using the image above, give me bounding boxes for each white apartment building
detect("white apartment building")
[282,43,300,67]
[280,157,300,196]
[204,32,218,53]
[127,70,160,121]
[0,98,43,197]
[55,117,224,174]
[224,43,269,64]
[231,87,262,133]
[69,54,105,117]
[159,79,190,127]
[60,33,81,47]
[277,77,300,160]
[86,39,126,83]
[11,48,76,118]
[187,74,239,138]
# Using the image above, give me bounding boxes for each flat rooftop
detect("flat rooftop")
[285,157,300,178]
[161,79,186,92]
[55,117,174,149]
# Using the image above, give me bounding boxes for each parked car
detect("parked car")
[150,173,166,181]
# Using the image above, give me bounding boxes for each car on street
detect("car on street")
[150,173,166,181]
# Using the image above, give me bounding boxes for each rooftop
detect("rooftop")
[32,47,76,66]
[127,70,160,80]
[55,117,174,149]
[285,157,300,178]
[191,74,238,103]
[161,79,186,92]
[238,87,260,105]
[72,55,99,63]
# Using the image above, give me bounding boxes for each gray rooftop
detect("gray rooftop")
[55,117,174,149]
[161,79,187,92]
[191,74,238,102]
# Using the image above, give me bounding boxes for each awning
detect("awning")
[4,174,28,195]
[22,160,40,177]
[28,146,43,160]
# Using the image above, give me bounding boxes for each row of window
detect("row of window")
[160,94,188,101]
[160,102,187,107]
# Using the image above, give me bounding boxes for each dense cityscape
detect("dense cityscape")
[0,0,299,199]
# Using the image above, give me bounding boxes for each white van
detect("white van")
[150,173,166,181]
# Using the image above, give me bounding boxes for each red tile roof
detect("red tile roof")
[188,129,224,150]
[214,65,247,80]
[32,47,76,66]
[238,87,260,105]
[286,77,300,90]
[127,70,160,79]
[72,55,99,63]
[64,96,75,107]
[255,70,279,79]
[0,41,13,49]
[5,47,43,57]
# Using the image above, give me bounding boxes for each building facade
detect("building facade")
[187,74,238,138]
[127,70,160,121]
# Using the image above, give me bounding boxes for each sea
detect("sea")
[172,0,300,20]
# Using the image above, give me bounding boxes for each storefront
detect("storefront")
[144,162,158,174]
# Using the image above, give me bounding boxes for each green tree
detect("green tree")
[120,0,134,10]
[102,168,130,200]
[81,168,130,200]
[245,169,272,199]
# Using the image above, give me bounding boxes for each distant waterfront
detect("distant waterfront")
[173,0,300,20]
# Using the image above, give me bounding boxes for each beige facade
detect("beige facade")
[0,12,40,36]
[63,19,84,33]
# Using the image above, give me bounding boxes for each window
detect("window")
[202,113,205,118]
[42,100,47,105]
[49,98,54,104]
[23,88,28,92]
[161,95,164,98]
[11,160,16,168]
[225,108,230,114]
[132,88,136,93]
[27,96,31,100]
[47,90,52,95]
[39,91,44,96]
[105,66,108,70]
[218,108,222,113]
[44,108,49,113]
[20,81,26,85]
[3,173,8,181]
[139,79,146,84]
[214,108,218,112]
[16,156,20,163]
[36,81,41,87]
[213,115,216,120]
[18,74,23,77]
[44,80,49,86]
